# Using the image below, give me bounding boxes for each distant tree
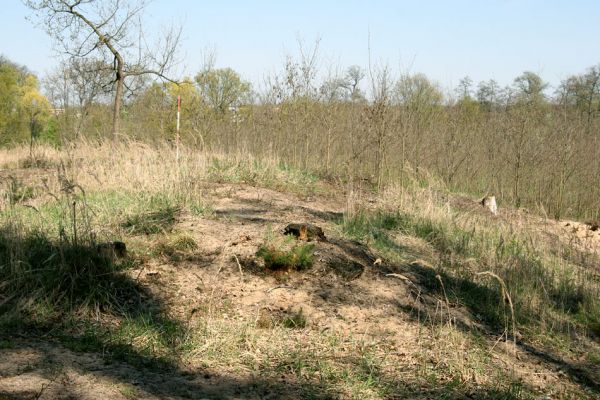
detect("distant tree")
[513,71,547,105]
[0,56,50,145]
[456,76,473,100]
[320,65,366,103]
[195,68,251,114]
[268,39,323,103]
[392,73,443,177]
[21,75,51,155]
[320,76,348,103]
[455,76,480,113]
[557,65,600,124]
[0,57,24,140]
[345,65,365,102]
[394,73,443,107]
[43,65,69,112]
[44,58,113,138]
[127,82,170,139]
[476,79,501,111]
[23,0,181,138]
[581,66,600,120]
[67,58,114,108]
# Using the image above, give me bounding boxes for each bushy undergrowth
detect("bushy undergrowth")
[0,199,187,368]
[0,220,136,325]
[18,154,56,169]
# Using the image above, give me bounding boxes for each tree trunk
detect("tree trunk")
[514,151,521,208]
[112,56,125,139]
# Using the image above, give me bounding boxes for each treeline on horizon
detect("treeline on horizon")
[1,52,600,220]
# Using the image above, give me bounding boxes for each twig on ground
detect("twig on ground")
[266,285,294,293]
[386,273,410,281]
[233,254,243,277]
[135,263,147,281]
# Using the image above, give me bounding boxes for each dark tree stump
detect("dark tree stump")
[283,223,326,242]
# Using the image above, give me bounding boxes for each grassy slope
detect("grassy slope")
[0,141,598,399]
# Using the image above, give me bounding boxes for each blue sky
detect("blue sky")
[2,0,599,91]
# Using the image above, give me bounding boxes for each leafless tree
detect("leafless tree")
[24,0,181,138]
[44,58,114,138]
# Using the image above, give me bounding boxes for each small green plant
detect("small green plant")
[282,308,307,329]
[154,232,198,260]
[120,385,139,399]
[122,206,179,235]
[189,199,214,217]
[256,232,315,270]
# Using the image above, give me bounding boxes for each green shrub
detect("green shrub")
[256,233,315,270]
[282,308,307,329]
[0,223,135,316]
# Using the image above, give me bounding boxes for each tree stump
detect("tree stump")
[283,223,326,242]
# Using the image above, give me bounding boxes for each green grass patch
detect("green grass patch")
[122,205,179,235]
[55,312,187,370]
[189,198,214,217]
[256,232,315,270]
[282,308,307,329]
[119,385,139,399]
[206,156,321,195]
[153,232,198,260]
[80,191,182,231]
[0,206,142,339]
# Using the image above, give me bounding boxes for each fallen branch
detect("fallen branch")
[266,285,294,293]
[233,254,243,277]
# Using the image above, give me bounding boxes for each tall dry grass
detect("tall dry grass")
[1,139,322,203]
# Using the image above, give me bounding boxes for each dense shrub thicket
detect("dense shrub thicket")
[2,53,600,220]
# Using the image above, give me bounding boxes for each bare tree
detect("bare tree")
[476,79,500,111]
[24,0,181,138]
[44,58,114,138]
[456,76,473,100]
[557,65,600,128]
